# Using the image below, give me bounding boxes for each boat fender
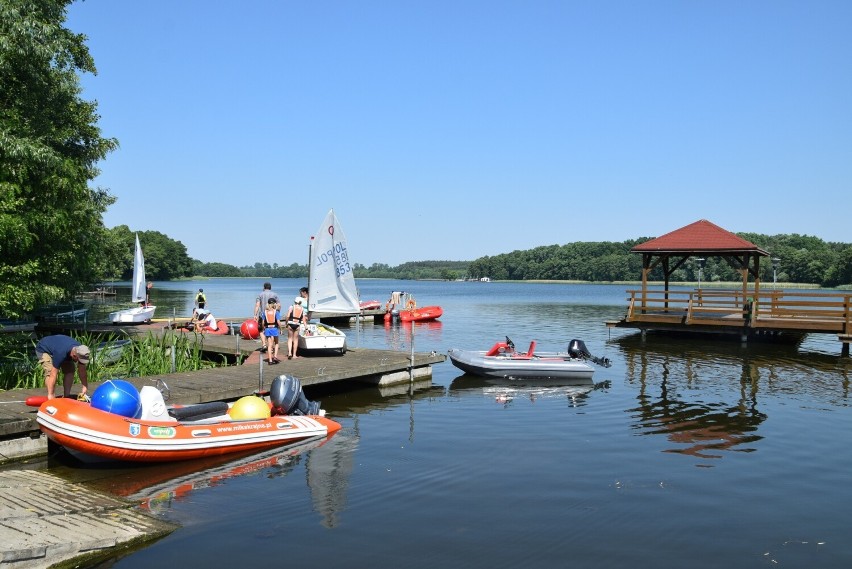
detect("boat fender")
[169,401,229,421]
[230,395,271,420]
[240,319,260,339]
[91,379,142,418]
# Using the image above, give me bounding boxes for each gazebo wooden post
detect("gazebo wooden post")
[753,256,761,316]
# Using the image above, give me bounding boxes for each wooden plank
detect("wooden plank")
[616,288,852,346]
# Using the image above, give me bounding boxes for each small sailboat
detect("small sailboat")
[299,210,360,354]
[109,234,156,324]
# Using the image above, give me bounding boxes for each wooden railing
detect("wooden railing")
[625,289,852,335]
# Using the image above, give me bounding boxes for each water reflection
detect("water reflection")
[380,320,444,352]
[39,437,357,533]
[305,422,358,528]
[614,332,852,462]
[616,332,852,400]
[447,374,610,407]
[631,385,766,461]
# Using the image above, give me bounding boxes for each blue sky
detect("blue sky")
[67,0,852,267]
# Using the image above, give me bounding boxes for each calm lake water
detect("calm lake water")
[21,280,852,567]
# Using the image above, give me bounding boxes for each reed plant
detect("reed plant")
[0,332,39,391]
[0,330,232,391]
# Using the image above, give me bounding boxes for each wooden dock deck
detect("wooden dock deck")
[607,289,852,354]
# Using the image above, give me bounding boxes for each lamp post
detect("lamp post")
[771,257,780,288]
[696,258,706,289]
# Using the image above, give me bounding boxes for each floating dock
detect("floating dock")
[607,289,852,354]
[0,322,445,462]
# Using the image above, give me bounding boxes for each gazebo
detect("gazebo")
[631,219,770,299]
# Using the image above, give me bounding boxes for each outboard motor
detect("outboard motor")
[270,374,322,416]
[568,339,593,359]
[568,339,612,368]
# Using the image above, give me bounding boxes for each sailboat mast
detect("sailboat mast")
[307,235,314,311]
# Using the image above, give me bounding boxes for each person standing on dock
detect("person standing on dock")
[299,286,311,320]
[285,296,308,359]
[254,282,279,351]
[195,288,207,311]
[263,298,282,364]
[34,334,90,400]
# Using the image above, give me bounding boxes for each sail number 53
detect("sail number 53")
[316,243,351,277]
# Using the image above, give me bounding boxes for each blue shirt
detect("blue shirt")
[35,335,80,368]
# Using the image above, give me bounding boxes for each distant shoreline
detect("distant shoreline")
[176,276,848,290]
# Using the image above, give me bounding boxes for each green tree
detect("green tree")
[0,0,117,318]
[108,227,194,281]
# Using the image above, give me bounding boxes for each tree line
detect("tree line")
[197,232,852,288]
[465,234,852,287]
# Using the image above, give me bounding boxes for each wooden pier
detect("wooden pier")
[607,289,852,354]
[0,322,445,462]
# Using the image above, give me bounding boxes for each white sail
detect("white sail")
[130,234,147,303]
[308,209,360,315]
[109,234,155,323]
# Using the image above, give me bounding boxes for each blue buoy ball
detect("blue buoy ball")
[91,379,142,418]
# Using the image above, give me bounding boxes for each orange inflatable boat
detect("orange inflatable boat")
[36,376,341,463]
[398,305,443,322]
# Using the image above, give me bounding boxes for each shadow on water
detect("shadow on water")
[612,332,852,462]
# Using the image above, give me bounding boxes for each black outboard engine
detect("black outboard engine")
[568,339,612,368]
[270,374,322,416]
[568,339,593,359]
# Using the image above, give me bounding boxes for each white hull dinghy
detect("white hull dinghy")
[448,337,611,381]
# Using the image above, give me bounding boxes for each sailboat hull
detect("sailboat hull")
[298,323,347,353]
[110,306,156,324]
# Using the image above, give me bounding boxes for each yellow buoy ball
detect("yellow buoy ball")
[229,395,271,420]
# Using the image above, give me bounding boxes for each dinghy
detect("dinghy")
[35,375,341,463]
[448,337,610,381]
[300,209,361,354]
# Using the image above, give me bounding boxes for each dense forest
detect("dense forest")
[465,234,852,287]
[190,232,851,288]
[95,226,852,288]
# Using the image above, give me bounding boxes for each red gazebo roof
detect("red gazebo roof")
[631,219,769,256]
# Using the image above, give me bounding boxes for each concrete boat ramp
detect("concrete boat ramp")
[0,329,445,568]
[0,469,176,568]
